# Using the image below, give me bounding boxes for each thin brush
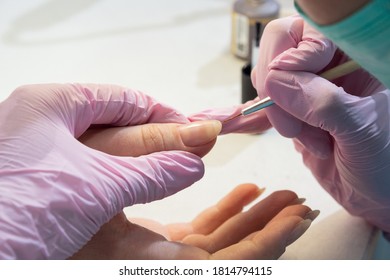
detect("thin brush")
[222,60,361,124]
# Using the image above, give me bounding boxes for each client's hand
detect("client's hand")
[72,122,318,259]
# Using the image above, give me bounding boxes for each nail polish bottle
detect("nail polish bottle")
[231,0,280,61]
[232,0,279,103]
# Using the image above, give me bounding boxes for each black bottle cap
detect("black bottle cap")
[241,63,257,103]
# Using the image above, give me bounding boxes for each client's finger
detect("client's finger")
[79,120,222,158]
[241,203,315,242]
[181,190,302,252]
[211,216,312,259]
[168,184,264,241]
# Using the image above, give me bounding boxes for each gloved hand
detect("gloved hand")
[0,83,221,259]
[264,65,390,234]
[254,16,390,234]
[192,15,390,234]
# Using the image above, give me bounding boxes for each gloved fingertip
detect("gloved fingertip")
[188,106,239,123]
[265,70,299,101]
[265,69,313,122]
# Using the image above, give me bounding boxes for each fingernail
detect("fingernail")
[304,210,320,221]
[256,187,266,196]
[286,219,312,246]
[248,187,266,202]
[291,197,306,205]
[179,120,222,147]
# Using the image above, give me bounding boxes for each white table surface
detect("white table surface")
[1,0,353,256]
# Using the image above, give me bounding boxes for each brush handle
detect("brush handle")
[241,60,361,116]
[320,60,360,80]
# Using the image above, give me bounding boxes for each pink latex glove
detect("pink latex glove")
[264,65,390,234]
[192,15,390,234]
[190,97,272,135]
[0,83,216,259]
[254,16,390,234]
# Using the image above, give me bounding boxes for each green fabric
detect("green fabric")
[295,0,390,88]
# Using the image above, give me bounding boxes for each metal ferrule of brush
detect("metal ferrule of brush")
[242,97,275,116]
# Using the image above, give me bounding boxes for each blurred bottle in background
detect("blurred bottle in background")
[231,0,280,61]
[231,0,280,103]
